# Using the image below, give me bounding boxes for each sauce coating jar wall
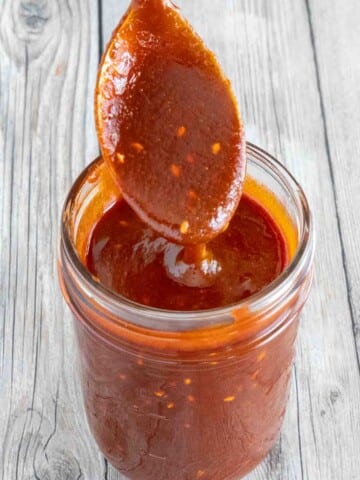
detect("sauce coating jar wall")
[58,144,315,480]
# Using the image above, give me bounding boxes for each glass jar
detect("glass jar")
[58,143,315,480]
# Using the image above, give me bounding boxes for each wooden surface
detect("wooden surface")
[1,0,359,478]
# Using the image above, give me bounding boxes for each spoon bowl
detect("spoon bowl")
[95,0,246,244]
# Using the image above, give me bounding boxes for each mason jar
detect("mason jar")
[58,143,315,480]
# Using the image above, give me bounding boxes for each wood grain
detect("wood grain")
[1,0,360,478]
[307,0,360,374]
[0,0,104,478]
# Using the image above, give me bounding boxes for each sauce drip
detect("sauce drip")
[95,0,245,245]
[87,195,287,311]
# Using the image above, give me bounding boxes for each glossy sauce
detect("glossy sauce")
[95,0,245,244]
[87,194,287,311]
[77,0,299,478]
[62,160,303,480]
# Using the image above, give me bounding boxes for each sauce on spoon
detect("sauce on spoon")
[95,0,246,246]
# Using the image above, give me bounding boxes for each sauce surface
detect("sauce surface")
[87,194,287,311]
[95,0,245,244]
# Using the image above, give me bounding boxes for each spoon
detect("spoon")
[95,0,246,246]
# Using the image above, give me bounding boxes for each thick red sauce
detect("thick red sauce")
[64,164,300,480]
[69,1,299,478]
[86,194,287,311]
[95,0,245,244]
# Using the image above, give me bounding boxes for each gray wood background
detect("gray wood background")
[1,0,360,478]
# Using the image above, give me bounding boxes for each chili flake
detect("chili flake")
[257,350,267,362]
[251,370,259,380]
[187,190,198,201]
[212,143,221,154]
[119,374,127,380]
[137,358,144,366]
[154,390,166,398]
[180,221,190,234]
[187,395,195,402]
[116,153,125,164]
[131,142,144,153]
[177,126,186,137]
[170,164,181,177]
[224,396,235,403]
[196,470,205,478]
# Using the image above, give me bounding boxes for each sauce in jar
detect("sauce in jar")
[86,194,288,310]
[59,152,314,480]
[79,180,293,478]
[57,0,315,478]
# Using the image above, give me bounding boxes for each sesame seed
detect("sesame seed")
[184,378,192,385]
[137,358,144,366]
[119,374,127,380]
[167,402,175,409]
[186,153,195,163]
[187,395,195,402]
[251,370,259,380]
[197,470,205,478]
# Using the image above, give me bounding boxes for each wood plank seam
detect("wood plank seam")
[293,365,305,480]
[305,0,360,375]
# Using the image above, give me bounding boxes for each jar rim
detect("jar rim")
[60,143,315,332]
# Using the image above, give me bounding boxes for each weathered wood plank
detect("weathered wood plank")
[307,0,360,377]
[0,0,105,478]
[98,1,360,479]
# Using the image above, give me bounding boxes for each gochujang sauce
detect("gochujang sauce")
[95,0,246,245]
[86,194,287,311]
[67,0,300,479]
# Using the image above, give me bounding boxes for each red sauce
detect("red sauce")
[95,0,245,244]
[63,1,304,478]
[86,194,287,311]
[60,161,303,480]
